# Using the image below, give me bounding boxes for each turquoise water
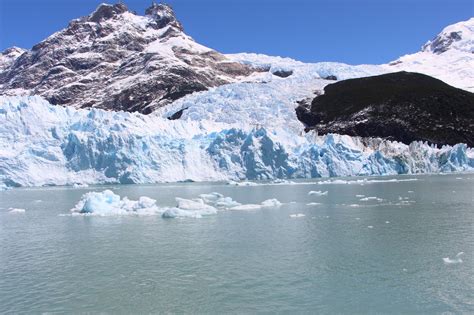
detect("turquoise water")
[1,174,473,313]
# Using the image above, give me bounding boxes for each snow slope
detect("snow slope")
[385,17,474,92]
[0,95,472,188]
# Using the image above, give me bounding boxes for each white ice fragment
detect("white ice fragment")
[367,225,374,229]
[289,213,305,218]
[360,197,383,202]
[443,252,464,264]
[355,194,365,198]
[70,190,161,216]
[8,208,25,214]
[308,190,328,196]
[230,198,281,211]
[73,183,89,188]
[306,202,322,206]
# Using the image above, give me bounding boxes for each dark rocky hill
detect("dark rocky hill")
[296,71,474,146]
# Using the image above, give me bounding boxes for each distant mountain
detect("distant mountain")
[296,71,474,146]
[385,18,474,92]
[0,3,256,113]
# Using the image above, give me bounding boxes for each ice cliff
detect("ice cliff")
[0,95,472,188]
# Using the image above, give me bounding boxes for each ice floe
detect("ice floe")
[289,213,306,218]
[443,252,464,264]
[308,190,328,196]
[8,208,26,214]
[360,197,384,202]
[230,198,282,211]
[69,190,282,218]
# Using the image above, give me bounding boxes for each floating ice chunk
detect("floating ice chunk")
[73,183,89,188]
[230,204,262,211]
[317,178,419,185]
[160,197,218,218]
[408,191,414,193]
[355,194,365,198]
[162,208,210,219]
[348,204,360,207]
[215,197,242,208]
[175,198,216,212]
[367,225,374,229]
[198,192,224,203]
[289,213,306,218]
[443,252,464,264]
[385,221,390,224]
[227,181,259,186]
[199,193,241,208]
[230,198,281,211]
[306,202,322,206]
[360,197,383,202]
[308,190,328,196]
[70,190,161,216]
[0,183,11,191]
[8,208,25,214]
[261,199,282,207]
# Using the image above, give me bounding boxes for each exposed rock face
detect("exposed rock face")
[271,69,293,78]
[0,3,256,113]
[296,72,474,146]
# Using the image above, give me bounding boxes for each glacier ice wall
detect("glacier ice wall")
[0,96,472,188]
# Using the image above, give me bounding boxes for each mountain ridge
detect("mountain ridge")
[0,2,257,113]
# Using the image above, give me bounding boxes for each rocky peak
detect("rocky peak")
[0,1,256,114]
[145,3,183,30]
[89,3,129,23]
[421,17,474,54]
[0,47,27,73]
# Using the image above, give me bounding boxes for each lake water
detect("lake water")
[1,174,473,313]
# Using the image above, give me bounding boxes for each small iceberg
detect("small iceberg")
[306,202,322,206]
[290,213,306,218]
[71,190,161,216]
[70,190,282,218]
[443,252,464,265]
[8,208,26,214]
[360,196,383,202]
[0,183,11,191]
[230,198,282,211]
[308,190,328,196]
[73,183,89,188]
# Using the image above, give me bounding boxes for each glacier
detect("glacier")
[0,94,473,188]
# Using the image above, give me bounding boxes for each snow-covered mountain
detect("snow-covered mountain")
[0,6,473,188]
[0,47,26,74]
[0,3,255,113]
[386,17,474,92]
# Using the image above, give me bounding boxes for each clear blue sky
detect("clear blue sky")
[0,0,472,64]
